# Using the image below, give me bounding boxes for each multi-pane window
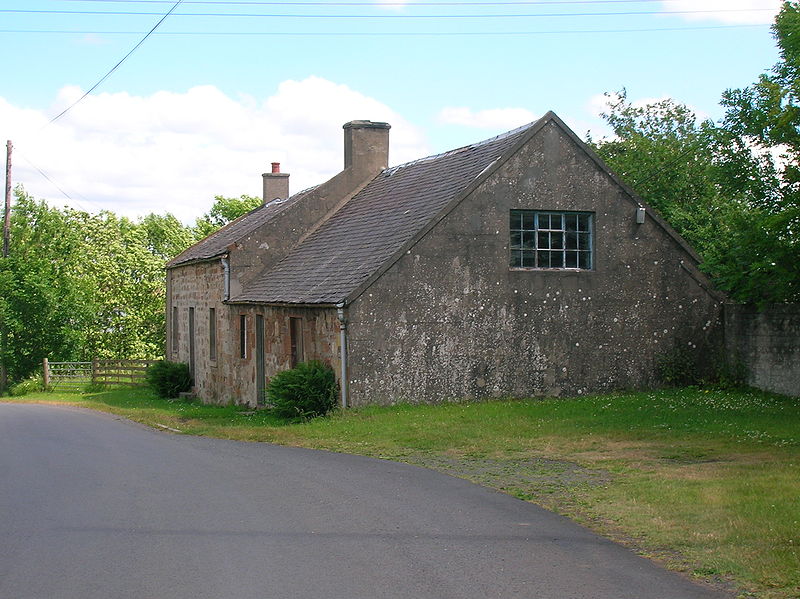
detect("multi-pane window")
[510,210,593,270]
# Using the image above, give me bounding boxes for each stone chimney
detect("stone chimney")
[262,162,290,203]
[343,120,391,175]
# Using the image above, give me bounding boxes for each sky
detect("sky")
[0,0,786,223]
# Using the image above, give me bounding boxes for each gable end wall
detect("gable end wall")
[345,120,723,405]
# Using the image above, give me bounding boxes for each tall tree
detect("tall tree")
[716,0,800,303]
[0,190,93,383]
[0,188,197,386]
[592,26,800,306]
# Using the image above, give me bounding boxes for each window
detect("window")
[188,307,195,377]
[209,308,217,361]
[239,314,247,359]
[171,306,178,354]
[510,210,593,270]
[289,317,304,368]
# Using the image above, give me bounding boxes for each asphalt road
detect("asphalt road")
[0,404,731,599]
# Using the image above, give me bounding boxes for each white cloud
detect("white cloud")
[0,77,429,223]
[662,0,782,25]
[437,106,537,131]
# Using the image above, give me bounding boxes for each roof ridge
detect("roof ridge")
[382,121,535,177]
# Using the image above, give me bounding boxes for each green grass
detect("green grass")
[4,386,798,598]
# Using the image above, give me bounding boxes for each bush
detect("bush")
[657,348,700,387]
[145,360,192,399]
[266,360,338,420]
[8,374,43,397]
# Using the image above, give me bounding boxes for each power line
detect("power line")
[42,0,747,5]
[18,153,81,203]
[0,7,777,18]
[44,0,719,4]
[0,24,768,36]
[46,0,184,126]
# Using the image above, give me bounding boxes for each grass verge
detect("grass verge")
[3,386,798,598]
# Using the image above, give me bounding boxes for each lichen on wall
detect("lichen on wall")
[345,120,723,406]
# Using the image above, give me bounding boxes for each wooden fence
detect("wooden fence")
[43,358,157,391]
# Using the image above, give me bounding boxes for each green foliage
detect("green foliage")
[266,360,338,420]
[145,360,192,399]
[656,347,701,387]
[590,3,800,304]
[657,345,749,391]
[712,354,749,391]
[589,90,721,230]
[0,190,93,384]
[7,374,43,397]
[592,81,797,305]
[0,187,197,388]
[193,194,261,239]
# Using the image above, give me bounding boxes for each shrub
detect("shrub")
[145,360,192,399]
[657,348,700,387]
[710,353,749,390]
[8,374,43,397]
[266,360,338,420]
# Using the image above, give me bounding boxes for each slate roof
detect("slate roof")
[232,121,534,305]
[167,187,317,267]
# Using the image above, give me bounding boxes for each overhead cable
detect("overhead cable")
[46,0,184,126]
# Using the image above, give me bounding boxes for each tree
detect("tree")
[0,190,93,384]
[0,188,197,387]
[588,90,724,247]
[592,76,798,304]
[193,194,261,239]
[716,1,800,303]
[721,1,800,203]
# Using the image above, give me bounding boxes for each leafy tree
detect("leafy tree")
[0,190,93,385]
[193,194,261,239]
[0,188,197,388]
[72,210,169,360]
[588,90,724,245]
[712,0,800,303]
[140,213,195,260]
[721,1,800,203]
[592,76,798,304]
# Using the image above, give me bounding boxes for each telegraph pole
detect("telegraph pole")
[1,140,9,393]
[3,140,10,258]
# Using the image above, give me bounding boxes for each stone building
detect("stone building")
[166,113,724,407]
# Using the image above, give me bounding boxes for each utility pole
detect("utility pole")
[3,140,10,258]
[1,140,9,393]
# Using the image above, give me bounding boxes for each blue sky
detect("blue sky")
[0,0,784,221]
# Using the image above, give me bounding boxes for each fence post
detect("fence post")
[42,358,50,389]
[92,358,99,385]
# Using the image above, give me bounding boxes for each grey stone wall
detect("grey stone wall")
[345,120,724,405]
[725,304,800,397]
[168,262,340,406]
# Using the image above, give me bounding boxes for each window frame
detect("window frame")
[509,209,594,271]
[209,307,217,362]
[171,306,179,355]
[239,314,247,359]
[289,317,304,368]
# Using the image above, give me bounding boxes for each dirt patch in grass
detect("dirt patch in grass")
[389,451,612,513]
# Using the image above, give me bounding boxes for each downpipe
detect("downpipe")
[221,256,230,301]
[336,303,348,409]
